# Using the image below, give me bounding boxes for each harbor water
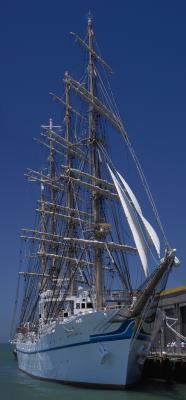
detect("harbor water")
[1,344,186,400]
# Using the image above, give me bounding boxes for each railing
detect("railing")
[150,344,186,357]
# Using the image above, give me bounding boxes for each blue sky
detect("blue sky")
[0,0,186,342]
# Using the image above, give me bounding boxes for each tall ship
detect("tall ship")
[12,17,179,388]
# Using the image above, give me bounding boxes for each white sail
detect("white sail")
[108,165,148,277]
[117,171,142,215]
[116,171,160,257]
[140,215,160,257]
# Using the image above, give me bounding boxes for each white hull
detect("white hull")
[16,310,150,388]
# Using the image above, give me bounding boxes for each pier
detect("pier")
[142,285,186,382]
[143,352,186,382]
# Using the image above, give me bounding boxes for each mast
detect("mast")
[87,16,103,309]
[39,181,47,291]
[39,119,58,288]
[38,118,56,291]
[48,118,57,278]
[64,71,75,295]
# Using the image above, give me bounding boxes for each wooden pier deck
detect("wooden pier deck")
[143,352,186,382]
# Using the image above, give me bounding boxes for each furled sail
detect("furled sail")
[107,165,148,277]
[116,171,160,257]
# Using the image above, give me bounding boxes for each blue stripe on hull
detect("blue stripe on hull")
[17,321,134,354]
[17,319,149,355]
[17,333,132,355]
[90,320,134,342]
